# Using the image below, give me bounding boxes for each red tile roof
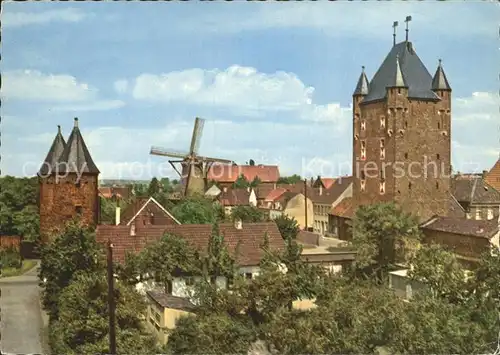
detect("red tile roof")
[309,176,353,205]
[95,222,284,266]
[119,197,180,226]
[218,187,251,206]
[421,216,498,239]
[208,164,280,183]
[264,188,287,202]
[329,197,355,219]
[485,158,500,192]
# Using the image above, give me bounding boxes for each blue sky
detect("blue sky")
[2,1,499,179]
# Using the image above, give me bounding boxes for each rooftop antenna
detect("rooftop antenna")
[405,15,412,42]
[393,21,398,46]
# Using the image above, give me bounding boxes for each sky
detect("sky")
[1,1,499,180]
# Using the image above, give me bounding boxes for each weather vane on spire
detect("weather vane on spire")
[393,21,398,46]
[405,16,412,42]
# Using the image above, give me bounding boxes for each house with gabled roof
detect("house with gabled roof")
[95,220,284,297]
[117,196,180,227]
[485,158,500,192]
[452,173,500,221]
[260,188,313,230]
[207,164,280,188]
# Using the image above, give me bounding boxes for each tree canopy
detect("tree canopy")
[0,176,39,241]
[277,174,302,185]
[230,205,267,223]
[172,194,224,224]
[49,271,157,354]
[39,220,104,319]
[351,202,421,279]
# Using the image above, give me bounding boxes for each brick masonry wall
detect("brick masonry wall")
[40,173,98,241]
[423,229,490,259]
[0,235,21,250]
[352,88,451,222]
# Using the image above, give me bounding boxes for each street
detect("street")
[0,263,48,354]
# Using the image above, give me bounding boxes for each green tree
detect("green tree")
[249,176,261,188]
[49,271,157,354]
[233,174,249,189]
[351,202,421,280]
[147,177,161,196]
[0,176,39,241]
[274,214,300,240]
[408,243,470,303]
[12,205,40,241]
[166,313,256,355]
[139,233,199,293]
[38,220,104,319]
[277,174,302,184]
[230,205,266,222]
[172,195,223,224]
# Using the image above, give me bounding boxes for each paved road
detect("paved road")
[0,263,49,354]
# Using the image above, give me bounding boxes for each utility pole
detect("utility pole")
[107,240,117,355]
[303,179,308,231]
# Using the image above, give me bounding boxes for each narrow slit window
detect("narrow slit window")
[360,179,366,192]
[379,180,386,194]
[380,116,386,129]
[361,120,366,131]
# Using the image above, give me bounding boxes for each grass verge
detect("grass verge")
[1,259,38,278]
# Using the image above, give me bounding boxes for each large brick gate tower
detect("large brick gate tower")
[38,118,100,241]
[351,32,452,222]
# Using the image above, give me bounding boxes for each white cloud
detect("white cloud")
[453,92,499,121]
[127,65,351,124]
[1,69,124,112]
[2,70,97,102]
[114,79,129,94]
[2,8,90,28]
[179,2,496,39]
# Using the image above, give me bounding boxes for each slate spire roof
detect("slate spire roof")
[353,66,369,96]
[362,41,440,103]
[38,125,67,176]
[389,54,407,88]
[431,59,451,91]
[57,117,100,174]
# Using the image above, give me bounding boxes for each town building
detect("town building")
[207,164,280,188]
[95,220,285,297]
[452,172,500,220]
[117,196,180,226]
[38,118,100,242]
[485,158,500,192]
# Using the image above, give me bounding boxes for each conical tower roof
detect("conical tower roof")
[362,41,440,103]
[353,66,369,96]
[38,125,66,176]
[431,59,451,91]
[58,117,100,174]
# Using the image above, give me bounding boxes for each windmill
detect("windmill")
[150,117,233,197]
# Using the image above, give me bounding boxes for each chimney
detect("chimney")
[273,183,277,189]
[130,223,136,236]
[234,218,243,230]
[115,206,121,225]
[319,185,323,196]
[482,170,488,179]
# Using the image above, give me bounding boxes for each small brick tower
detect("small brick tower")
[352,36,452,222]
[38,118,100,241]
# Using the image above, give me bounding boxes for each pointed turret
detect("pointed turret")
[388,54,407,88]
[58,117,100,174]
[353,66,369,96]
[38,125,67,176]
[431,59,451,91]
[362,41,440,103]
